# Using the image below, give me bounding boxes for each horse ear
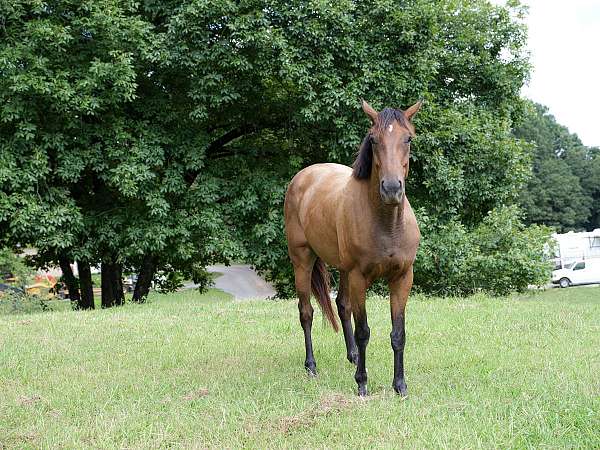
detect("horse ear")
[361,99,378,124]
[404,99,423,121]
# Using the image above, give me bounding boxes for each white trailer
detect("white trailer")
[552,229,600,269]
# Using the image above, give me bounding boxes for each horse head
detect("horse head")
[353,100,422,205]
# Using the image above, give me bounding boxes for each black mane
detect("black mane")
[352,108,409,179]
[352,134,373,179]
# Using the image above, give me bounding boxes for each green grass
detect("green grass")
[1,287,599,448]
[0,287,230,314]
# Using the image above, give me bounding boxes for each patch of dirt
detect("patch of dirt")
[17,394,43,406]
[160,395,173,404]
[7,432,40,446]
[16,319,33,325]
[277,393,359,434]
[182,388,209,401]
[48,409,62,418]
[21,432,39,441]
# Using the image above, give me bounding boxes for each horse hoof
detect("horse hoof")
[347,351,359,366]
[305,363,317,377]
[358,384,368,397]
[393,381,408,398]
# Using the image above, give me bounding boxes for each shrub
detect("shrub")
[0,248,32,285]
[0,290,52,315]
[414,206,553,295]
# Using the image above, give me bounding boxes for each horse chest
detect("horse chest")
[374,223,416,255]
[359,235,416,280]
[378,246,411,269]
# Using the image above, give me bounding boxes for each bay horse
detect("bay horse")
[284,100,422,396]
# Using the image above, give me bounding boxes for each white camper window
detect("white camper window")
[591,237,600,248]
[573,262,585,270]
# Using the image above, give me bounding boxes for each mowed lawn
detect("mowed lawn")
[1,287,599,448]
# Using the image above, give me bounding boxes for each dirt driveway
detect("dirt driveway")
[204,265,276,300]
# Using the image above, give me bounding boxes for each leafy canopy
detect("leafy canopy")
[1,0,552,296]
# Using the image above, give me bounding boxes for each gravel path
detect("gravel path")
[203,264,276,300]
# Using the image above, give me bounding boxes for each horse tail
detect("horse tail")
[311,258,339,332]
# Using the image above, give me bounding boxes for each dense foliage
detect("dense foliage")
[0,0,242,306]
[0,248,51,314]
[0,0,552,300]
[415,206,552,295]
[514,102,600,232]
[221,0,552,295]
[0,248,32,284]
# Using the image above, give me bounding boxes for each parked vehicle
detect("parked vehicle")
[552,229,600,269]
[1,273,58,300]
[551,259,600,288]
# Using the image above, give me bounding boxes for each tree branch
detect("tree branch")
[184,124,258,185]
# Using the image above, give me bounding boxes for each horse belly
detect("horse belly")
[304,221,342,268]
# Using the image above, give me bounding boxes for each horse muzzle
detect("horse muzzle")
[380,180,404,205]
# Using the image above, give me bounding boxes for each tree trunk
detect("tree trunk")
[114,263,124,306]
[101,261,124,308]
[77,260,95,309]
[132,254,157,303]
[101,263,113,308]
[58,257,80,306]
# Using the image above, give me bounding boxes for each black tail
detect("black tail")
[311,258,339,332]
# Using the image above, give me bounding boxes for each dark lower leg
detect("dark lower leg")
[299,300,316,375]
[290,250,317,377]
[391,314,407,396]
[338,303,358,365]
[335,275,357,364]
[349,271,369,396]
[354,317,370,396]
[389,270,412,397]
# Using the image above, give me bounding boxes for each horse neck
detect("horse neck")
[367,170,405,233]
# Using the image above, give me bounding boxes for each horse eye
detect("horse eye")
[406,137,412,144]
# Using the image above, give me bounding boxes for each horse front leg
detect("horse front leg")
[389,267,413,397]
[335,271,358,365]
[348,270,369,396]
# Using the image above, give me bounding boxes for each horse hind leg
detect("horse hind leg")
[336,271,358,365]
[291,247,317,376]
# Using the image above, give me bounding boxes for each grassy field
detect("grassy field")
[1,287,599,448]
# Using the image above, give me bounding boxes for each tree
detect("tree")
[563,146,600,230]
[0,0,241,305]
[198,0,545,295]
[0,248,32,286]
[1,0,548,299]
[514,102,600,232]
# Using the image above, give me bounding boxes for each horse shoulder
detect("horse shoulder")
[403,199,421,248]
